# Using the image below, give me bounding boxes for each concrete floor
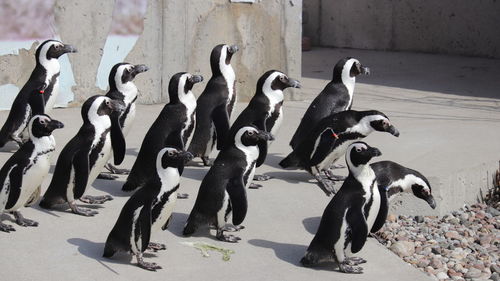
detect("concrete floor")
[0,47,499,280]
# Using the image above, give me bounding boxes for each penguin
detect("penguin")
[39,96,125,216]
[369,161,436,233]
[122,72,203,192]
[183,126,272,242]
[100,62,149,177]
[289,57,369,150]
[300,142,381,274]
[188,44,239,166]
[103,147,192,271]
[0,114,63,232]
[0,40,76,148]
[280,110,399,196]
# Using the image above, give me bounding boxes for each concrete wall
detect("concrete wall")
[0,0,302,106]
[303,0,500,58]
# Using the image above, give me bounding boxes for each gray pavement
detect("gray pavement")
[1,47,499,280]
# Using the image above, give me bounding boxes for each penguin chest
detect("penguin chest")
[122,103,136,136]
[365,182,381,230]
[181,100,196,149]
[269,104,283,137]
[315,139,358,172]
[9,149,53,210]
[13,106,32,140]
[240,147,259,188]
[88,135,112,186]
[44,77,60,113]
[151,191,177,232]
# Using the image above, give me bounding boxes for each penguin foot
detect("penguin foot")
[216,231,241,243]
[0,222,15,232]
[69,202,98,216]
[249,183,263,189]
[97,173,119,180]
[80,195,113,204]
[330,164,346,169]
[339,262,364,274]
[13,211,38,227]
[147,242,167,252]
[222,225,245,232]
[314,174,336,196]
[346,257,367,265]
[253,174,273,181]
[136,254,162,271]
[201,156,212,166]
[324,169,346,181]
[105,163,130,175]
[176,193,189,199]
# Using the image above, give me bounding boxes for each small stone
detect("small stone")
[387,214,397,222]
[491,264,500,274]
[464,268,482,279]
[415,215,425,223]
[445,231,461,240]
[486,206,500,216]
[417,259,430,268]
[436,272,448,280]
[491,272,500,281]
[389,241,415,257]
[431,258,443,269]
[448,269,462,277]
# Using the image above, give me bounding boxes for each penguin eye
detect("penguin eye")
[355,147,362,153]
[168,151,175,157]
[382,120,389,126]
[105,100,110,106]
[40,120,45,125]
[247,131,255,136]
[279,75,286,82]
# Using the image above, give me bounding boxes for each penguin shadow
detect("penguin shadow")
[260,170,314,185]
[247,239,308,267]
[179,167,209,182]
[165,212,207,238]
[125,148,138,156]
[262,152,287,169]
[0,142,20,153]
[302,216,321,235]
[92,178,131,198]
[67,238,134,274]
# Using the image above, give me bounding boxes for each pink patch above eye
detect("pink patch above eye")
[39,90,44,94]
[332,133,339,139]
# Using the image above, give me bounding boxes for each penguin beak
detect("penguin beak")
[179,151,194,164]
[426,195,437,209]
[46,120,64,132]
[133,64,149,74]
[287,78,302,89]
[387,125,400,137]
[369,147,382,157]
[361,66,370,75]
[228,45,239,54]
[188,75,204,84]
[62,44,78,54]
[110,100,126,113]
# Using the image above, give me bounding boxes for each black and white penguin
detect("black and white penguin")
[188,44,239,166]
[103,147,192,271]
[122,72,202,192]
[226,70,300,186]
[369,161,436,233]
[300,142,381,274]
[39,96,125,216]
[289,57,369,150]
[101,62,148,176]
[0,39,76,148]
[280,110,399,196]
[0,114,63,232]
[183,126,272,242]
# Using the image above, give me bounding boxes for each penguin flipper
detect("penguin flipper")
[256,138,268,167]
[212,104,230,150]
[110,115,126,165]
[5,164,24,209]
[371,191,388,233]
[226,176,247,226]
[137,202,152,252]
[73,149,90,199]
[346,206,369,254]
[310,129,337,167]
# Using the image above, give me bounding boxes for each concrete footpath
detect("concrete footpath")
[0,48,499,280]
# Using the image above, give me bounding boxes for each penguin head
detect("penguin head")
[168,72,203,104]
[346,142,381,171]
[82,96,126,124]
[257,70,301,101]
[210,44,238,75]
[109,63,149,91]
[356,110,400,137]
[28,114,64,139]
[410,176,436,209]
[36,39,77,63]
[235,126,273,147]
[332,57,369,83]
[157,147,193,169]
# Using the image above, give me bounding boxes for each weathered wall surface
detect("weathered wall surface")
[303,0,500,58]
[0,0,302,106]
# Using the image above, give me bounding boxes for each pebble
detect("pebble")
[377,204,499,281]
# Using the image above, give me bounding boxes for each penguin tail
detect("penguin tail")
[182,214,200,236]
[0,130,10,148]
[300,250,322,267]
[38,195,64,209]
[103,240,117,258]
[279,152,300,169]
[122,177,141,192]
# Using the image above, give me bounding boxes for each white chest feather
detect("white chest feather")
[180,91,197,147]
[0,166,16,211]
[13,106,32,139]
[152,167,180,232]
[41,58,61,112]
[122,103,136,136]
[316,138,359,172]
[87,135,112,187]
[221,63,236,104]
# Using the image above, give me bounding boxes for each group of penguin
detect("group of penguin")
[0,39,438,274]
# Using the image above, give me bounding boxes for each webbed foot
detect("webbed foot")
[346,257,367,265]
[147,242,167,252]
[13,211,38,227]
[253,174,272,181]
[136,253,162,271]
[222,225,245,232]
[105,163,129,175]
[216,230,241,243]
[249,183,263,189]
[69,202,98,216]
[80,195,113,204]
[339,262,364,274]
[324,169,346,181]
[314,174,336,196]
[0,222,15,232]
